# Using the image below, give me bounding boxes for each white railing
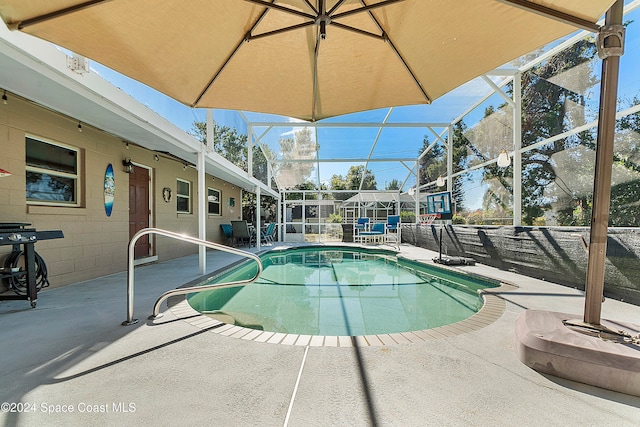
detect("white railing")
[122,228,262,325]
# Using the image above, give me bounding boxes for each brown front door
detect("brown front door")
[129,165,150,259]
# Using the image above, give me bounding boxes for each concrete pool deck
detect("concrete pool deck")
[1,243,639,426]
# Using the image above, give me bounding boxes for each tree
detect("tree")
[465,106,514,219]
[190,120,276,185]
[464,37,603,225]
[609,96,640,226]
[518,37,600,225]
[286,181,319,200]
[450,121,471,212]
[190,120,278,221]
[385,179,401,190]
[417,125,469,212]
[191,121,246,167]
[417,136,445,187]
[274,128,319,189]
[346,165,376,190]
[330,165,376,200]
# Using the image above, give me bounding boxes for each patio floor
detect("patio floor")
[1,243,639,426]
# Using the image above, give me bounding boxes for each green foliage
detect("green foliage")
[328,213,343,223]
[347,165,377,190]
[275,128,319,189]
[452,214,466,224]
[532,217,546,226]
[330,165,377,200]
[400,211,415,223]
[242,192,278,223]
[518,38,599,225]
[190,120,276,185]
[385,179,401,190]
[417,123,468,212]
[286,181,319,200]
[465,211,485,225]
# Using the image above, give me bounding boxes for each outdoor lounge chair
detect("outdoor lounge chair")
[385,215,401,247]
[353,217,370,243]
[231,220,255,247]
[358,222,385,244]
[220,223,234,246]
[261,222,276,245]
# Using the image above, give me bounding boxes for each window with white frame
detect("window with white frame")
[176,179,191,213]
[207,187,221,215]
[25,136,80,206]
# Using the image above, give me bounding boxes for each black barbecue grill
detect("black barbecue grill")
[0,222,63,307]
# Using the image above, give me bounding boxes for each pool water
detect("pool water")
[187,247,498,336]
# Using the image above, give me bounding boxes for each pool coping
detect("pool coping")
[165,252,517,346]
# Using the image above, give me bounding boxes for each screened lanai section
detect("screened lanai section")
[242,109,451,242]
[58,1,640,245]
[234,1,640,244]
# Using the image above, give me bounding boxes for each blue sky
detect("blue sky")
[86,4,640,210]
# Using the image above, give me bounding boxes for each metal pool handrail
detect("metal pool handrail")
[122,228,262,326]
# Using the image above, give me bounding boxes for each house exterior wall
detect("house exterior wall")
[0,96,242,290]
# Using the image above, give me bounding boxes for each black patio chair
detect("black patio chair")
[231,220,255,247]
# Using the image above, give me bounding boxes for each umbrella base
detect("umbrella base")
[433,256,475,266]
[515,309,640,397]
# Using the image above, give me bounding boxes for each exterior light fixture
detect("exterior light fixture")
[77,121,83,132]
[122,157,134,174]
[436,175,445,187]
[2,90,7,105]
[154,154,159,161]
[497,149,511,167]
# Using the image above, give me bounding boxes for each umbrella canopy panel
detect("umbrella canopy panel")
[0,0,615,121]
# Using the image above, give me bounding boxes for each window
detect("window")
[207,188,221,215]
[176,179,191,213]
[26,136,80,206]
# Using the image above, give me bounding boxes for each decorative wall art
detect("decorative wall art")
[104,163,115,217]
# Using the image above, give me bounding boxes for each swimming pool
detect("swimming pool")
[187,246,499,337]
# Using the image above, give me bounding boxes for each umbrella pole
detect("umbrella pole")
[583,0,624,325]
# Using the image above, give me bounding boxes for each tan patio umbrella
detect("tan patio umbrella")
[0,0,624,326]
[0,0,615,122]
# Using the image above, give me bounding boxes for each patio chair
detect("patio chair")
[231,220,256,247]
[353,217,370,243]
[261,222,276,245]
[220,223,235,246]
[358,222,386,244]
[385,215,401,247]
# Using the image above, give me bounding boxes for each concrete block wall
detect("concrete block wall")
[402,224,640,305]
[0,95,244,289]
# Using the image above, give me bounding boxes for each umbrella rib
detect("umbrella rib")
[496,0,601,33]
[312,27,321,122]
[194,1,276,106]
[357,1,432,103]
[303,0,318,14]
[15,0,110,29]
[331,22,384,40]
[332,0,406,20]
[328,0,348,16]
[243,0,315,20]
[248,21,316,41]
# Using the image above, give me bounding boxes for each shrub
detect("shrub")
[400,211,416,223]
[328,213,343,223]
[452,214,466,224]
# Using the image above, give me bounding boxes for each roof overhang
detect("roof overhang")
[0,22,277,197]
